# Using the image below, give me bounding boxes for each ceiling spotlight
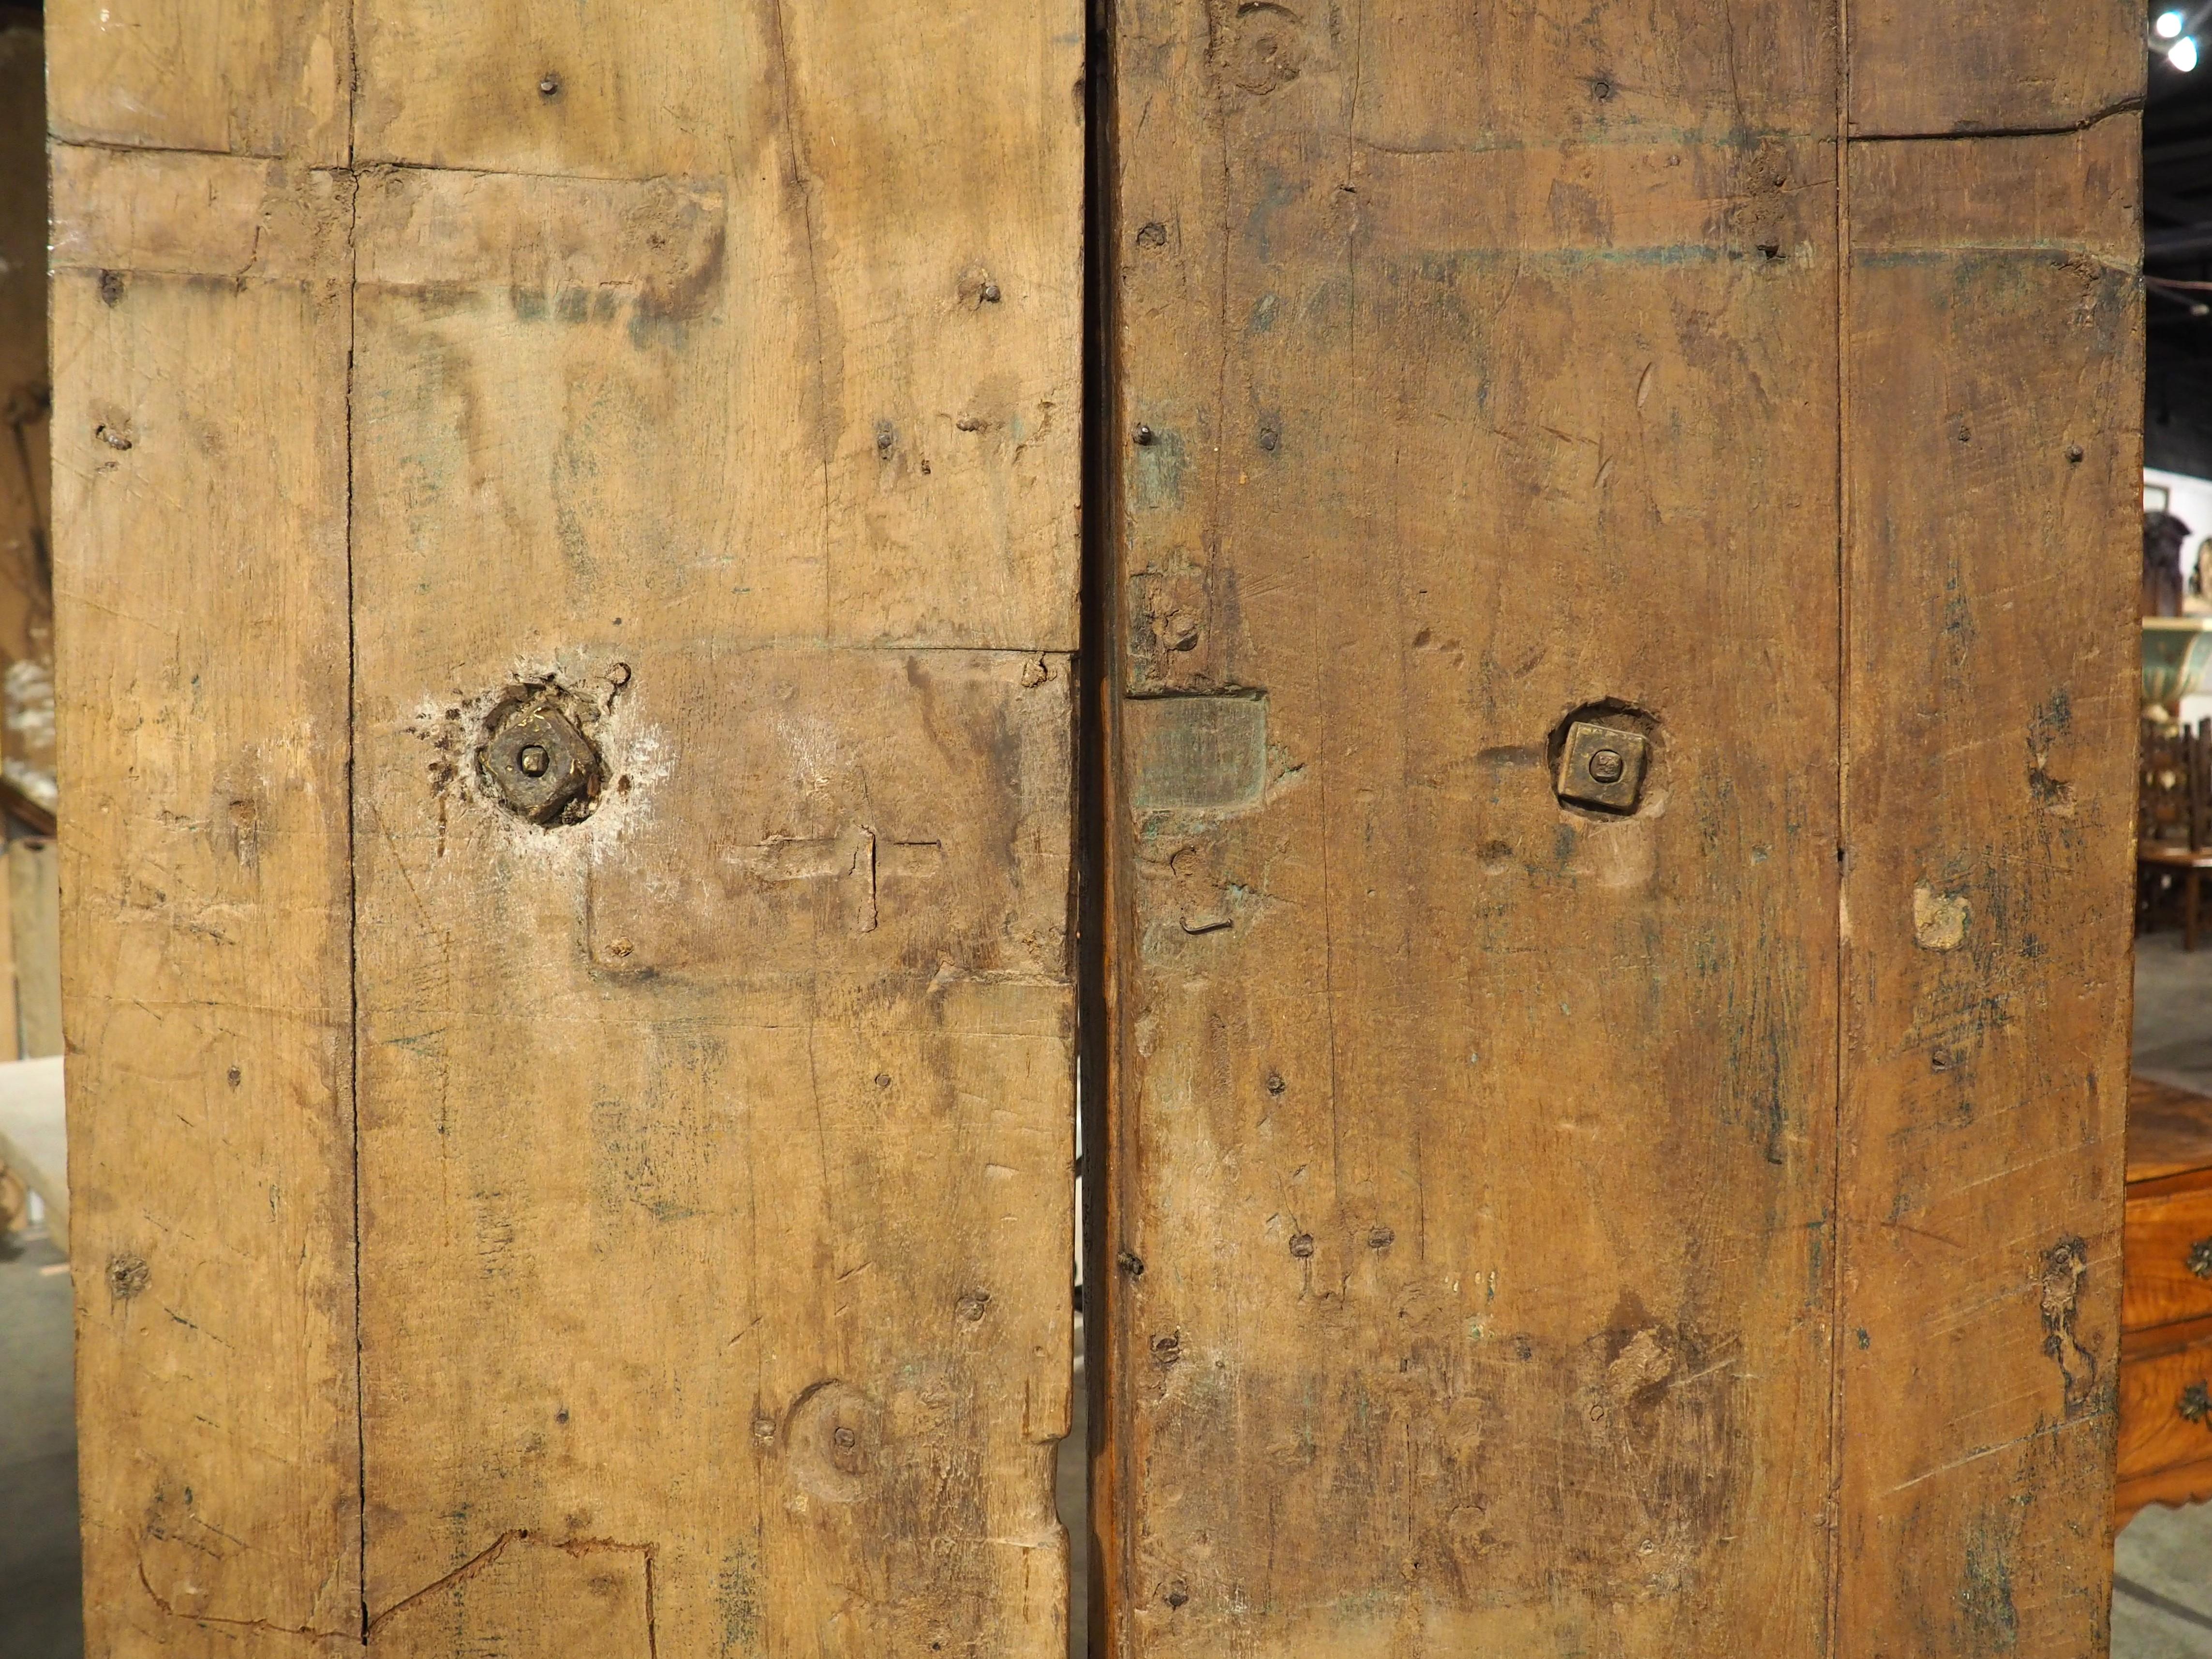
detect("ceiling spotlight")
[2176,33,2201,68]
[2193,302,2209,317]
[2160,9,2187,38]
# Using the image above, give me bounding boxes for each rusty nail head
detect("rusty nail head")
[480,704,602,825]
[1556,720,1648,812]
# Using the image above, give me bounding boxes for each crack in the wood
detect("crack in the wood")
[1848,96,2144,143]
[362,1530,661,1643]
[135,1560,354,1642]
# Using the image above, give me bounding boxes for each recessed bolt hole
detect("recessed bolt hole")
[518,744,550,777]
[980,281,1002,303]
[538,73,561,96]
[1587,749,1624,784]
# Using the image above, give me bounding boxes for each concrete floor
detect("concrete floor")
[0,1223,79,1659]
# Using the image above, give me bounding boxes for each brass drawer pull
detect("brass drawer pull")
[2183,1381,2212,1425]
[2191,1238,2212,1279]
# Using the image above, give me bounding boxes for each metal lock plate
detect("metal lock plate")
[1555,720,1648,812]
[480,704,602,825]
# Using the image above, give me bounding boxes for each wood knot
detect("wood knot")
[107,1254,150,1300]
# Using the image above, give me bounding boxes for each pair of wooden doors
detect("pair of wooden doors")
[51,0,2142,1653]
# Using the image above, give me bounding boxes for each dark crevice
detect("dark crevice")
[1073,0,1118,1651]
[1846,97,2144,144]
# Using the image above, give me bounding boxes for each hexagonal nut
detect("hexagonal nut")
[1556,721,1648,813]
[478,705,602,825]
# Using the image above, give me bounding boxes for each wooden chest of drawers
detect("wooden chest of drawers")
[2118,1077,2212,1521]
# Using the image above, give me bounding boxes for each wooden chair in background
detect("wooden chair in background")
[2141,717,2212,950]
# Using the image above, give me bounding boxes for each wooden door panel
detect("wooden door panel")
[1100,2,1841,1653]
[1099,3,2138,1657]
[48,0,2139,1650]
[54,1,1084,1655]
[347,11,1083,1650]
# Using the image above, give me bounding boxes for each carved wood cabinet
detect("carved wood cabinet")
[2120,1077,2212,1521]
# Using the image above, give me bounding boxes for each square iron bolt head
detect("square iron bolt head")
[1556,721,1648,812]
[479,706,600,824]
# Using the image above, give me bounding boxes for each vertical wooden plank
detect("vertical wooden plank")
[1100,2,1841,1654]
[346,2,1082,1655]
[51,141,359,1653]
[10,838,62,1059]
[1837,114,2141,1659]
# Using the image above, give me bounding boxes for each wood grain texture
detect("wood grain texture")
[1846,0,2141,137]
[1099,2,1842,1653]
[52,144,359,1654]
[346,3,1082,1656]
[2125,1075,2212,1183]
[2116,1457,2212,1526]
[2123,1184,2212,1333]
[46,0,349,159]
[1837,122,2140,1659]
[54,0,1081,1651]
[9,839,61,1059]
[2117,1318,2212,1482]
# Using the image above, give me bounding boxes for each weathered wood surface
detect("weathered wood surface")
[1837,118,2139,1658]
[1099,3,2137,1658]
[1847,0,2141,137]
[53,145,360,1655]
[1099,2,1840,1653]
[54,0,1084,1654]
[10,836,62,1058]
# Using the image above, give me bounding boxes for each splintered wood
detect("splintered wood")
[1097,2,2137,1657]
[53,1,1082,1655]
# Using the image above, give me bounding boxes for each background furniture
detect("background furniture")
[2122,1074,2212,1521]
[2140,718,2212,949]
[0,1054,66,1252]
